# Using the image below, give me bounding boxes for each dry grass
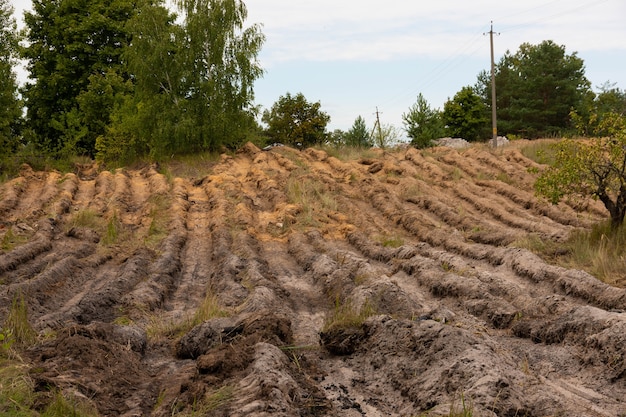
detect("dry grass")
[513,221,626,287]
[144,194,172,248]
[519,139,559,165]
[318,145,378,162]
[566,221,626,286]
[286,174,338,228]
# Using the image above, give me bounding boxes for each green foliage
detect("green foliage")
[0,329,14,356]
[476,40,590,138]
[0,0,22,158]
[571,82,626,137]
[536,127,626,228]
[345,116,372,148]
[104,0,264,161]
[403,93,444,148]
[262,92,331,147]
[21,0,136,156]
[372,123,401,149]
[442,86,488,141]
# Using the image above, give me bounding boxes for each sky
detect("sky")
[10,0,626,133]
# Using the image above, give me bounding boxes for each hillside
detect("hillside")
[1,141,625,416]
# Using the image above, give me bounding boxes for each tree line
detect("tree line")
[1,0,625,170]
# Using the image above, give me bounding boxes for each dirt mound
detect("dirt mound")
[2,142,625,416]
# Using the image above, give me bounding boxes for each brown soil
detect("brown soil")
[1,142,626,416]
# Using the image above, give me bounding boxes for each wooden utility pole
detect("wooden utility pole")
[372,107,384,148]
[488,21,499,147]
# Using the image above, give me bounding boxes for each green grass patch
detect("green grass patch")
[0,359,36,416]
[41,390,99,417]
[1,228,29,251]
[374,233,405,248]
[4,292,36,347]
[144,194,172,248]
[323,298,377,332]
[519,139,559,166]
[147,291,230,340]
[66,209,102,231]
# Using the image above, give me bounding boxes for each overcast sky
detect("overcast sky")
[11,0,626,133]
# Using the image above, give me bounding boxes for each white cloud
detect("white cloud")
[248,0,626,66]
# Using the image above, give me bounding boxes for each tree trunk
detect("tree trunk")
[600,187,626,230]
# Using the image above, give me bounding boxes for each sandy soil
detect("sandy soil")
[1,142,625,416]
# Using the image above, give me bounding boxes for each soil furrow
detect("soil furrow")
[5,142,626,417]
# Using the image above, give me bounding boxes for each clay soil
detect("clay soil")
[1,142,625,416]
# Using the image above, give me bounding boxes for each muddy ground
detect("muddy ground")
[1,141,625,416]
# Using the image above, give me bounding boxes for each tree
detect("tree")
[0,0,22,157]
[262,92,330,147]
[344,116,372,148]
[99,0,265,160]
[477,40,591,138]
[403,93,444,149]
[372,123,401,150]
[536,123,626,229]
[21,0,136,156]
[442,86,488,141]
[571,82,626,137]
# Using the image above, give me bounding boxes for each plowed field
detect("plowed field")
[1,141,625,416]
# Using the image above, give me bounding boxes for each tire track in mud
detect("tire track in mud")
[2,142,626,416]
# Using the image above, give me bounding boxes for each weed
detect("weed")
[4,292,36,347]
[496,172,514,185]
[450,167,463,181]
[147,291,230,340]
[520,139,558,165]
[286,175,337,228]
[441,261,454,272]
[514,222,626,286]
[41,390,99,417]
[193,291,230,324]
[0,329,14,357]
[66,209,101,231]
[102,212,120,245]
[0,359,36,415]
[173,386,234,416]
[144,194,171,248]
[1,227,28,251]
[322,298,377,332]
[376,233,404,248]
[113,316,134,326]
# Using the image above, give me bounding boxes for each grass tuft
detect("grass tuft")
[323,298,376,332]
[147,291,230,340]
[513,221,626,286]
[41,390,99,417]
[4,292,36,347]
